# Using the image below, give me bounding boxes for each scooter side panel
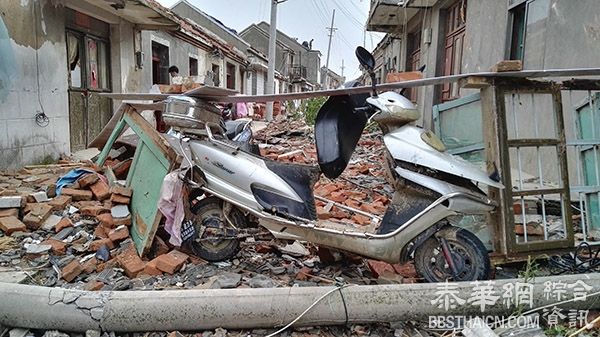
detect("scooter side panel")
[188,141,303,211]
[384,126,504,189]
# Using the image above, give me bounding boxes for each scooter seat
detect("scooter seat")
[262,159,321,220]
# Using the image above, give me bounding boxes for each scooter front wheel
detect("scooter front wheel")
[187,197,246,261]
[414,226,490,282]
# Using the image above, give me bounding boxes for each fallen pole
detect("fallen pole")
[1,273,600,332]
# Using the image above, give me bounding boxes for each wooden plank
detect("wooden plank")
[511,188,565,197]
[101,68,600,103]
[458,76,491,89]
[385,71,423,83]
[89,103,132,150]
[481,84,512,256]
[183,85,239,97]
[96,116,128,166]
[506,138,560,147]
[99,93,170,101]
[489,60,522,72]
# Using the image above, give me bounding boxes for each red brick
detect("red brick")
[48,195,72,211]
[82,257,99,273]
[154,250,189,274]
[78,174,99,188]
[62,188,92,201]
[94,225,108,239]
[22,203,53,230]
[113,215,132,227]
[84,280,105,291]
[108,226,129,242]
[255,243,273,254]
[295,266,312,281]
[316,207,331,220]
[117,245,146,278]
[62,260,83,282]
[142,259,163,276]
[54,217,73,232]
[0,208,19,218]
[0,216,26,235]
[392,263,418,278]
[351,214,371,226]
[81,205,108,216]
[88,238,114,251]
[110,194,130,205]
[110,185,132,198]
[90,180,110,201]
[41,238,67,255]
[112,159,132,179]
[367,260,396,279]
[96,213,114,228]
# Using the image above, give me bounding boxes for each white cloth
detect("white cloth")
[157,171,185,246]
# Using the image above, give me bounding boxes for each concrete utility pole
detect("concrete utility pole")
[323,9,336,89]
[341,59,345,77]
[266,0,287,121]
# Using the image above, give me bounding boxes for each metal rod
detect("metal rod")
[314,195,382,221]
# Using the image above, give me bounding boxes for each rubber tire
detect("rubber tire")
[414,226,490,283]
[188,197,242,262]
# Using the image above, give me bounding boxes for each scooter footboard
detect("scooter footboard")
[259,204,453,263]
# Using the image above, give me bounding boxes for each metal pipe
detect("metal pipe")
[3,274,600,332]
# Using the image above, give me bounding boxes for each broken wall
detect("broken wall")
[0,0,70,170]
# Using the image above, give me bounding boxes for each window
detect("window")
[508,2,526,60]
[66,31,109,90]
[189,57,198,76]
[151,42,169,85]
[441,0,467,102]
[211,64,220,86]
[226,62,236,89]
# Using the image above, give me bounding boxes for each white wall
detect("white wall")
[0,1,70,169]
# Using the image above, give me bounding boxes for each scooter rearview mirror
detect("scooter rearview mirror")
[355,46,375,71]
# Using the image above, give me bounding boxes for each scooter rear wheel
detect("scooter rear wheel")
[414,226,490,282]
[188,197,246,261]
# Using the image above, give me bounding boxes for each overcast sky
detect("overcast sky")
[156,0,385,80]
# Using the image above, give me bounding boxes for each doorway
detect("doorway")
[65,9,112,152]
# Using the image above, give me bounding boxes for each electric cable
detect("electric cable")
[265,284,354,337]
[547,241,600,275]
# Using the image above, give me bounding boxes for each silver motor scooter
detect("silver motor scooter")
[164,47,503,282]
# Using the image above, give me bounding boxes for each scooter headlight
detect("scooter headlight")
[421,130,446,152]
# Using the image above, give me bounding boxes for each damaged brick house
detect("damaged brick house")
[0,0,279,170]
[366,0,600,241]
[0,0,179,169]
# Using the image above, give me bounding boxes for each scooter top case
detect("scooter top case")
[315,93,370,179]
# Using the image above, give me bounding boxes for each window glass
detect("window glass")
[87,38,98,89]
[97,40,109,90]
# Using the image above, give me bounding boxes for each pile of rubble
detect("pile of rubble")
[0,123,419,292]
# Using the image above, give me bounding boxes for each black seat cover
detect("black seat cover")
[315,94,369,179]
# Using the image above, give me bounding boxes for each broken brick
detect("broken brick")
[88,238,114,251]
[94,225,108,239]
[117,244,146,278]
[62,188,92,201]
[367,259,396,279]
[255,243,273,254]
[112,159,132,179]
[84,280,105,291]
[48,195,72,211]
[392,262,418,278]
[142,259,163,276]
[110,185,132,198]
[96,213,114,228]
[108,226,129,242]
[78,174,99,188]
[41,238,66,255]
[22,203,53,230]
[351,214,371,226]
[113,215,132,227]
[90,180,110,201]
[295,266,312,281]
[0,208,19,218]
[0,216,27,235]
[110,194,130,205]
[316,207,331,220]
[154,250,189,274]
[82,257,99,274]
[151,236,170,257]
[81,205,108,216]
[54,217,73,232]
[62,260,83,282]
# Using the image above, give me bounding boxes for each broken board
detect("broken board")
[96,105,180,256]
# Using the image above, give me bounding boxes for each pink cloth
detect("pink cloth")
[157,171,185,246]
[236,102,248,118]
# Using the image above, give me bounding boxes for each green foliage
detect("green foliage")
[299,96,327,126]
[519,256,540,282]
[544,324,577,337]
